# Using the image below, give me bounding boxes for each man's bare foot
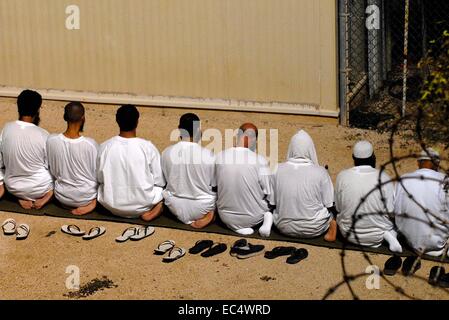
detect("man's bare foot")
[0,184,4,199]
[19,199,34,210]
[141,201,164,222]
[72,199,97,216]
[33,190,54,210]
[324,219,338,242]
[191,211,215,229]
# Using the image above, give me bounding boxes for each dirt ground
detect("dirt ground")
[0,97,448,300]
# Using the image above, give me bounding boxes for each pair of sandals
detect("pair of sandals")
[384,255,421,276]
[154,240,186,263]
[115,226,155,243]
[189,240,228,257]
[264,246,309,264]
[61,224,106,240]
[2,218,30,240]
[230,239,265,259]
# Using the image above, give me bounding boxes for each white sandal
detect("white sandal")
[130,226,155,241]
[61,225,85,236]
[115,227,138,243]
[154,240,175,255]
[2,218,16,235]
[82,227,106,240]
[163,247,186,263]
[16,224,30,240]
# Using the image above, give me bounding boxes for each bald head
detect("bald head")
[239,123,258,136]
[237,122,258,150]
[64,102,85,123]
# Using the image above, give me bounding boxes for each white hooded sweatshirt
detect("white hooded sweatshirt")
[274,130,334,238]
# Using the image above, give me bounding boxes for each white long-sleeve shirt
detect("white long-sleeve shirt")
[47,134,99,207]
[395,169,449,254]
[162,141,216,224]
[215,147,274,231]
[274,159,334,238]
[0,121,53,200]
[97,136,165,218]
[335,166,395,247]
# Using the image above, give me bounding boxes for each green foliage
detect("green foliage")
[418,30,449,147]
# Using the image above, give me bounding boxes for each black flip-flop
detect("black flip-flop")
[429,266,446,286]
[402,256,421,276]
[438,273,449,288]
[264,246,296,259]
[286,248,308,265]
[230,239,248,257]
[233,243,265,259]
[201,243,228,258]
[189,240,214,254]
[383,256,402,276]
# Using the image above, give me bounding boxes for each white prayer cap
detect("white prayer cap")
[353,140,374,159]
[418,148,440,161]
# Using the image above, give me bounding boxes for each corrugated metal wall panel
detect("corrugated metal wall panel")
[0,0,338,114]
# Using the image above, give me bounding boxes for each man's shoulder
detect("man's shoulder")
[254,152,269,166]
[46,133,62,146]
[2,121,16,131]
[82,137,99,149]
[215,147,234,160]
[36,126,50,136]
[99,137,117,150]
[336,168,356,181]
[47,133,61,141]
[140,138,160,154]
[162,141,179,154]
[26,123,49,136]
[198,145,215,161]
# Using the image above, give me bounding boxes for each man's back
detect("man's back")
[0,121,53,199]
[47,133,98,207]
[162,141,215,200]
[395,168,449,253]
[215,147,273,230]
[336,166,394,246]
[274,160,333,237]
[97,136,165,217]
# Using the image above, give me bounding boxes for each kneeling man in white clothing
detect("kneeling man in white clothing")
[47,102,98,215]
[0,90,54,209]
[97,105,165,221]
[162,113,216,228]
[335,140,402,253]
[395,148,449,256]
[215,123,274,237]
[273,130,337,241]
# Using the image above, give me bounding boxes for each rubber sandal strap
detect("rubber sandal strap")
[87,227,101,236]
[122,227,136,237]
[67,225,81,233]
[2,219,16,229]
[170,247,183,258]
[158,240,174,248]
[18,224,29,234]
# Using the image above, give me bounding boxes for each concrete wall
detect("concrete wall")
[0,0,338,116]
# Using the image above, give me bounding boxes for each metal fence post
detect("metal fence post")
[338,0,349,126]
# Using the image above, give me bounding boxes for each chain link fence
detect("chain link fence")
[341,0,449,129]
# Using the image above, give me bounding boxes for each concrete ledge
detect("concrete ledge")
[0,86,339,118]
